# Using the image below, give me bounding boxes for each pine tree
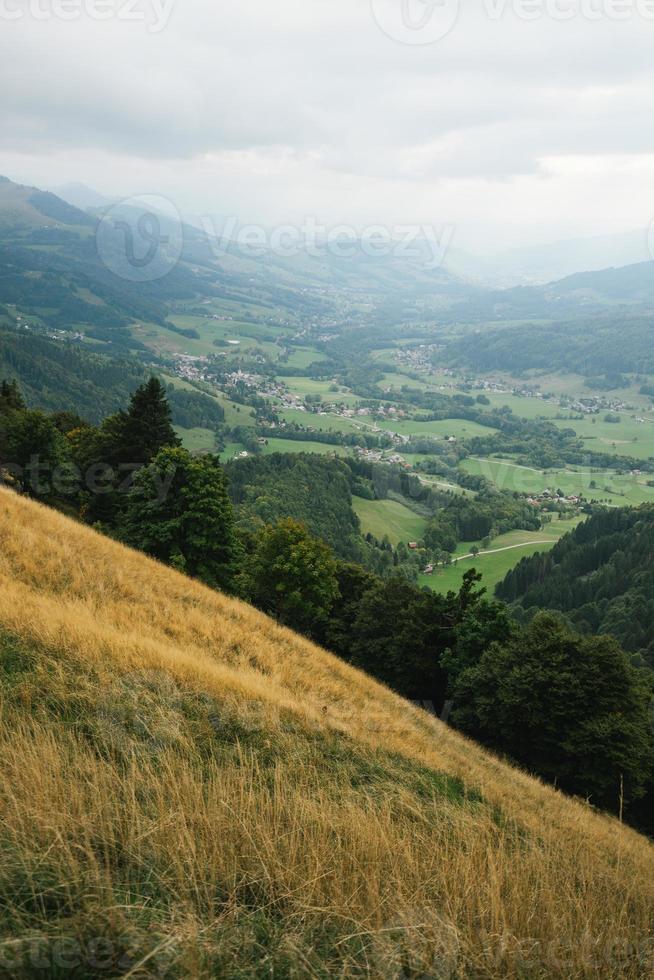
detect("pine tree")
[116,377,180,466]
[82,379,181,526]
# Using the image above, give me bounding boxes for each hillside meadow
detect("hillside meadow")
[419,517,582,595]
[0,488,653,977]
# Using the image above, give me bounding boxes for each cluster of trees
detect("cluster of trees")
[2,377,653,832]
[424,492,541,554]
[257,423,395,451]
[0,325,150,422]
[226,453,364,562]
[0,375,241,588]
[240,519,654,827]
[226,453,428,579]
[450,611,654,824]
[497,506,654,667]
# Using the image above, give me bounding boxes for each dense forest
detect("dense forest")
[497,506,654,667]
[227,453,365,562]
[446,315,654,380]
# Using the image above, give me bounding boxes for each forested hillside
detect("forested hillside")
[0,324,223,427]
[446,315,654,380]
[227,453,365,561]
[497,505,654,665]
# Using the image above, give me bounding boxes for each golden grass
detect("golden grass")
[0,486,653,978]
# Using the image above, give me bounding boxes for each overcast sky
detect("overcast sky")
[2,0,654,253]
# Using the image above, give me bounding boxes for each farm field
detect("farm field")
[220,438,351,461]
[279,408,365,434]
[278,377,361,405]
[220,441,247,460]
[132,319,239,359]
[461,456,654,505]
[375,417,499,440]
[353,496,427,547]
[213,391,257,427]
[476,391,561,420]
[550,413,654,460]
[379,372,438,393]
[420,516,582,596]
[282,348,330,369]
[433,367,654,413]
[176,426,217,453]
[260,438,350,457]
[132,315,286,361]
[520,371,652,406]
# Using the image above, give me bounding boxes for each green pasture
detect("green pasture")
[374,417,498,440]
[278,377,361,406]
[461,456,654,505]
[260,438,350,457]
[352,497,427,547]
[420,516,583,596]
[176,427,217,453]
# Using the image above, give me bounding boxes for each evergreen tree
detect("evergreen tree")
[82,379,181,525]
[0,410,68,499]
[348,579,452,708]
[106,377,180,468]
[325,562,379,659]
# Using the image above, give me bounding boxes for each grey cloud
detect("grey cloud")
[2,0,654,246]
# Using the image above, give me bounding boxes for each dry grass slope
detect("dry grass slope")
[0,487,653,978]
